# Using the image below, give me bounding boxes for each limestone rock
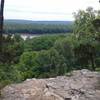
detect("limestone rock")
[0,69,100,100]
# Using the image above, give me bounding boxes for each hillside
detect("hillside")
[4,20,73,34]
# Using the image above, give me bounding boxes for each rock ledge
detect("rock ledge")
[0,69,100,100]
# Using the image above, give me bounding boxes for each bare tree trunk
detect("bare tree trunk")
[0,0,4,34]
[0,0,4,61]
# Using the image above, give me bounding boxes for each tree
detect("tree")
[0,34,24,64]
[73,7,96,37]
[54,38,74,71]
[0,0,4,44]
[0,0,4,34]
[24,35,64,51]
[0,0,5,62]
[74,43,96,70]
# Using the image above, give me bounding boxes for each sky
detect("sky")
[3,0,100,21]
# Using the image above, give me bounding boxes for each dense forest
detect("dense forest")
[0,7,100,89]
[4,20,73,34]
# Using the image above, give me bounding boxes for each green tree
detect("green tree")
[18,51,39,80]
[73,7,96,37]
[0,34,24,64]
[24,35,65,51]
[74,42,96,70]
[54,37,74,71]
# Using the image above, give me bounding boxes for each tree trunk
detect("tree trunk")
[0,0,4,35]
[0,0,4,62]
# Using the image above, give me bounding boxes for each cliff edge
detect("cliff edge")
[0,69,100,100]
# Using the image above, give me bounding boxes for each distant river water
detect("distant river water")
[21,34,39,40]
[4,34,40,40]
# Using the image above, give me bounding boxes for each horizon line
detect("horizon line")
[4,18,74,21]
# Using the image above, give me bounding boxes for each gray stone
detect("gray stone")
[0,70,100,100]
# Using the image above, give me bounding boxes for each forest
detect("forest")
[0,7,100,89]
[4,20,73,34]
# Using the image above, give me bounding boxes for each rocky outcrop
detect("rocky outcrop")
[0,69,100,100]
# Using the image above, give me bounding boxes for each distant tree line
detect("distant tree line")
[4,23,73,34]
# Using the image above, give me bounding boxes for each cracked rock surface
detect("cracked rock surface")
[0,69,100,100]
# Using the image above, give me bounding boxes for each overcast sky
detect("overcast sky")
[3,0,100,21]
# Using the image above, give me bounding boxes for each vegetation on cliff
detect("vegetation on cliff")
[0,7,100,88]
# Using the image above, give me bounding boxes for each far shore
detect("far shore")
[3,33,69,40]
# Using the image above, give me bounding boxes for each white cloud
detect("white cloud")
[4,0,100,20]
